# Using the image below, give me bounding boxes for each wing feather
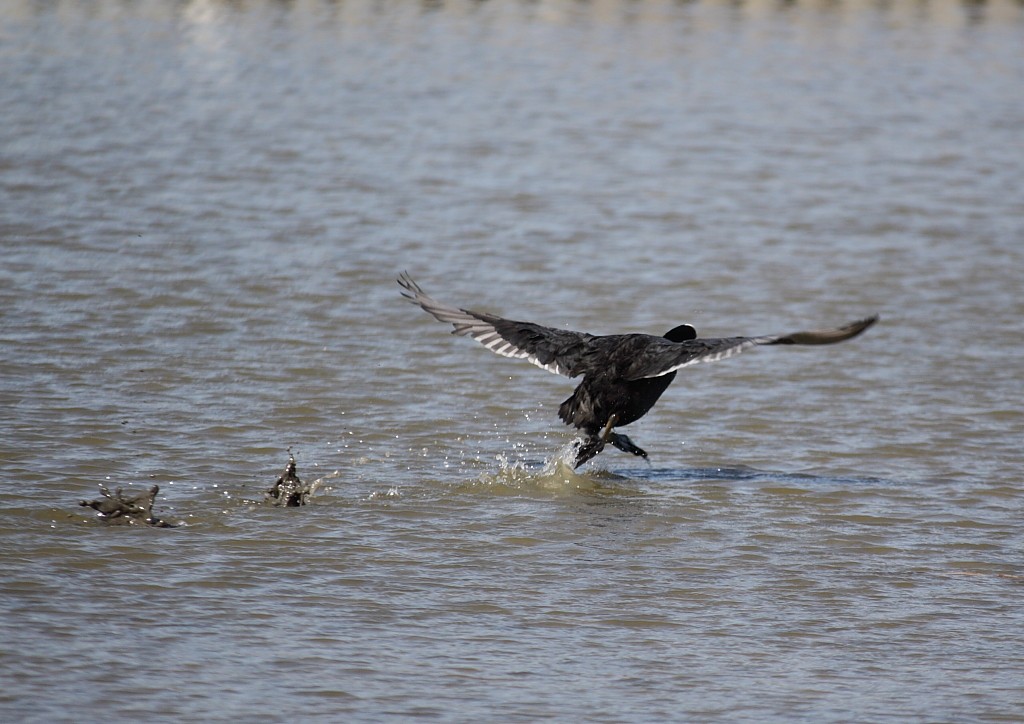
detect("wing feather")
[625,315,879,380]
[398,273,594,378]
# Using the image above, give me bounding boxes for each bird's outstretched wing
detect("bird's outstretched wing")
[623,315,879,380]
[398,273,595,378]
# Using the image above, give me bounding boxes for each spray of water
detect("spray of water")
[467,437,634,497]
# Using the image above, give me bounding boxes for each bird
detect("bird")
[398,273,878,468]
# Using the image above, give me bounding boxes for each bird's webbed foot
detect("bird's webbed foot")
[573,436,606,469]
[607,432,648,459]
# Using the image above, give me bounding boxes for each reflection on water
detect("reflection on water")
[2,0,1023,721]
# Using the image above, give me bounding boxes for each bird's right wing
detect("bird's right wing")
[398,273,595,378]
[624,315,879,380]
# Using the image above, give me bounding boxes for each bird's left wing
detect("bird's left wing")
[398,273,595,378]
[623,315,879,380]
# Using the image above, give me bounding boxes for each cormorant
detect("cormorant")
[398,273,877,468]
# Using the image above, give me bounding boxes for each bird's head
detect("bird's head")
[664,324,697,342]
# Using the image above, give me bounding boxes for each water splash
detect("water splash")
[465,438,637,497]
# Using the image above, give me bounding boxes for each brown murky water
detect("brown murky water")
[2,0,1023,720]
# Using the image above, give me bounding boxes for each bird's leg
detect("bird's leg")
[573,414,621,469]
[573,414,616,469]
[600,414,619,441]
[608,432,648,459]
[601,414,647,459]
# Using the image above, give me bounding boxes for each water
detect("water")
[2,0,1023,720]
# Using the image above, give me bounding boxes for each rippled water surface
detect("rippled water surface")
[2,0,1023,721]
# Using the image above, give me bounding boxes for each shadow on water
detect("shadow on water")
[626,464,895,491]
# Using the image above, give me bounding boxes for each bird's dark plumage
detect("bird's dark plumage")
[398,273,878,467]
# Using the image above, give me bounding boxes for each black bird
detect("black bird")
[398,273,878,468]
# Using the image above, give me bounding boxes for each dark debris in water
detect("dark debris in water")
[265,450,312,507]
[75,450,324,527]
[79,484,177,528]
